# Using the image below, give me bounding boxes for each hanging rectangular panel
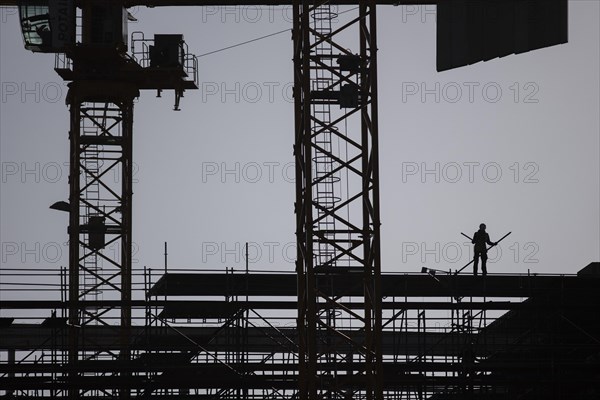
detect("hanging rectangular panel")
[437,0,568,72]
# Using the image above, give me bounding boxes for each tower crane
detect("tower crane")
[0,0,568,399]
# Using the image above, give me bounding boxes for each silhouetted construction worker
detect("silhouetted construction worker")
[472,223,497,276]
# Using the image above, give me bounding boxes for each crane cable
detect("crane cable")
[197,28,290,58]
[196,6,359,58]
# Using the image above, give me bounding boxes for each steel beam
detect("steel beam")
[148,272,599,298]
[3,299,599,311]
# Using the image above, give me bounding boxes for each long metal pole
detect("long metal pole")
[455,231,512,275]
[67,92,81,400]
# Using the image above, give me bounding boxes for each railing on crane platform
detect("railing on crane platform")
[131,31,199,88]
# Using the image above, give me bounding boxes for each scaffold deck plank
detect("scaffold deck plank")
[148,271,600,298]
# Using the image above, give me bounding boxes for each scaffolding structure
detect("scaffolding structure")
[0,1,585,399]
[2,263,600,399]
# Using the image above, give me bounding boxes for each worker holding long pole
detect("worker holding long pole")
[470,223,497,276]
[457,229,512,276]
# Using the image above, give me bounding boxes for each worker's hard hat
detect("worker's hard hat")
[480,223,486,229]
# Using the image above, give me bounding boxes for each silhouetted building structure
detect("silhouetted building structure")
[1,263,599,398]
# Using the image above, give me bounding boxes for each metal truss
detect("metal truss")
[66,81,138,400]
[293,2,382,399]
[132,266,300,400]
[3,269,599,399]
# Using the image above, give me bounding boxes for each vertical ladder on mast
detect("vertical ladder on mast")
[310,3,346,396]
[311,4,339,269]
[81,115,103,319]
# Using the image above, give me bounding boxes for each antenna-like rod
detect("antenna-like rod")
[164,241,168,274]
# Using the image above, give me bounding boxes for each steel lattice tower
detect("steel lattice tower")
[66,81,138,399]
[293,2,383,398]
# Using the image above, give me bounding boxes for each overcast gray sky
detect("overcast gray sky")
[1,2,598,301]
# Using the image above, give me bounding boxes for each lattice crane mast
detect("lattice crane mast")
[13,1,197,398]
[2,1,567,399]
